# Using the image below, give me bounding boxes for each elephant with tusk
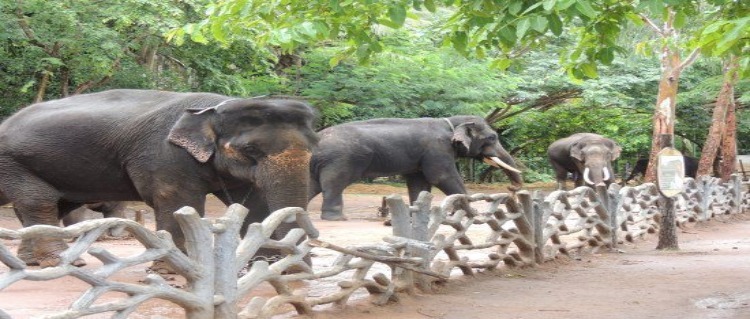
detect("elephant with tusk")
[547,133,621,190]
[309,115,524,221]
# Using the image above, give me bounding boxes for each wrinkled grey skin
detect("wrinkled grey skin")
[310,116,523,220]
[0,89,318,268]
[547,133,621,190]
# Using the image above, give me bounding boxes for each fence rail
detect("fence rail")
[1,175,748,318]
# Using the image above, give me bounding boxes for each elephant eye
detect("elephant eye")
[242,144,264,157]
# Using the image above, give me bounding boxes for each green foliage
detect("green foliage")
[0,0,284,116]
[693,1,750,76]
[290,38,521,126]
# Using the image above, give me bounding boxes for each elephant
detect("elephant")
[309,116,524,221]
[547,133,621,190]
[61,202,128,227]
[0,89,318,269]
[622,155,699,185]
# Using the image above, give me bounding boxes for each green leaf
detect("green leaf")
[556,0,576,10]
[596,47,615,64]
[580,62,598,78]
[531,15,548,33]
[673,10,687,29]
[452,31,468,53]
[509,2,522,15]
[548,13,563,35]
[424,0,436,12]
[490,58,512,70]
[388,5,407,28]
[211,19,227,42]
[575,0,597,19]
[543,0,556,11]
[516,18,530,38]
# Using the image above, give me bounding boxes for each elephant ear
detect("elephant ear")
[168,107,217,163]
[570,141,585,161]
[611,143,622,160]
[452,122,476,151]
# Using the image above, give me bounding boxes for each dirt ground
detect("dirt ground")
[1,182,750,319]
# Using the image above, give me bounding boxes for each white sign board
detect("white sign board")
[656,148,685,197]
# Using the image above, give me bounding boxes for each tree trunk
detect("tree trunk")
[718,57,740,181]
[34,70,51,103]
[641,10,699,182]
[697,57,738,177]
[655,134,679,250]
[644,52,681,182]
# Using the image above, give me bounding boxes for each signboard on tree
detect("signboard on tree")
[656,147,685,197]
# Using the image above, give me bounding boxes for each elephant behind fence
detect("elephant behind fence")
[309,116,524,221]
[0,89,318,271]
[548,133,621,190]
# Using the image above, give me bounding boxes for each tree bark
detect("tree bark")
[642,10,700,182]
[697,57,738,178]
[644,52,681,182]
[718,57,740,181]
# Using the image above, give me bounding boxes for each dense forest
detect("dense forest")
[1,0,748,183]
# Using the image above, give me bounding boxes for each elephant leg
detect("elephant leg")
[550,162,570,190]
[404,173,433,204]
[61,206,88,227]
[146,189,206,274]
[317,168,359,221]
[573,172,584,187]
[12,190,81,268]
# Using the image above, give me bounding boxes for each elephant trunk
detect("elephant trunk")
[255,148,312,239]
[483,151,523,191]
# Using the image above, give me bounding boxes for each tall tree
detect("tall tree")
[640,9,700,182]
[697,57,739,178]
[694,0,750,180]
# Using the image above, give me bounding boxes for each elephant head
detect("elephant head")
[451,117,523,190]
[569,135,621,186]
[169,98,318,237]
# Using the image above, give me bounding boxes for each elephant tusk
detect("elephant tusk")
[603,167,611,181]
[583,167,595,185]
[484,157,522,174]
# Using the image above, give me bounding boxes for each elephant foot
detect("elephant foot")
[17,239,38,266]
[37,255,87,268]
[321,212,347,221]
[148,260,177,275]
[19,238,86,268]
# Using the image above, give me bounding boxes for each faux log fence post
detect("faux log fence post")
[731,174,742,214]
[517,191,542,265]
[409,192,434,291]
[384,193,418,294]
[531,191,546,264]
[172,207,216,319]
[212,204,250,319]
[601,184,620,248]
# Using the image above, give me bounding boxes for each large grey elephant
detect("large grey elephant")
[0,89,318,269]
[547,133,621,190]
[309,116,523,221]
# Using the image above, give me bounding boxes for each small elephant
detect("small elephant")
[547,133,621,190]
[622,155,699,184]
[0,89,318,269]
[309,116,523,220]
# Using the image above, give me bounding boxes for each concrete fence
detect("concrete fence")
[0,175,747,318]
